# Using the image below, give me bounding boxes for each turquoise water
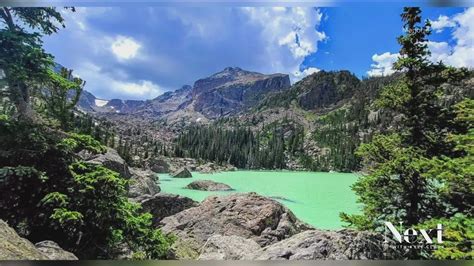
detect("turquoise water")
[158,171,360,229]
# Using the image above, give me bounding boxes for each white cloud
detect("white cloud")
[429,8,474,68]
[368,8,474,76]
[111,36,141,60]
[113,80,161,97]
[367,52,399,77]
[76,62,163,100]
[427,41,450,63]
[242,7,326,81]
[431,15,456,33]
[293,67,320,79]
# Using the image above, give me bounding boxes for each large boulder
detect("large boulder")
[185,180,232,191]
[34,241,78,260]
[87,148,131,178]
[139,193,198,226]
[0,220,76,260]
[171,168,192,178]
[246,229,401,260]
[148,157,171,173]
[128,168,160,198]
[159,193,311,259]
[198,235,261,260]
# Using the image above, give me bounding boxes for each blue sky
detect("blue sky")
[42,6,474,100]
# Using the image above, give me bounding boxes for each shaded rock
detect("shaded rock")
[34,241,78,260]
[172,168,192,178]
[198,235,261,260]
[148,157,170,173]
[185,180,232,191]
[159,193,311,259]
[87,148,131,178]
[128,168,160,198]
[0,220,76,260]
[246,229,401,260]
[139,193,198,226]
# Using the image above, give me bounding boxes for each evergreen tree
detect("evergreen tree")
[0,7,72,122]
[341,7,473,237]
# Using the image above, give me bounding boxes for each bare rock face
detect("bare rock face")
[139,193,198,226]
[128,168,160,198]
[34,241,78,260]
[192,67,291,119]
[0,220,76,260]
[245,229,401,260]
[185,180,232,191]
[86,148,131,178]
[198,235,261,260]
[159,193,311,259]
[172,168,192,178]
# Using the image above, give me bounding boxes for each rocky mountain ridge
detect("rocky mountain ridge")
[76,67,291,122]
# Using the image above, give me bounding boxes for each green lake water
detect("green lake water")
[158,171,361,229]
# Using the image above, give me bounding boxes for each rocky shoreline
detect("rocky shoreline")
[0,148,400,260]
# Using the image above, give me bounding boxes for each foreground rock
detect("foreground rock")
[159,193,311,259]
[0,220,76,260]
[34,241,78,260]
[172,168,192,178]
[139,193,198,226]
[245,229,401,260]
[128,168,160,198]
[185,180,233,191]
[198,235,261,260]
[86,148,131,178]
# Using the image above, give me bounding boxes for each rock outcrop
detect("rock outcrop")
[87,148,131,178]
[185,180,232,191]
[159,193,311,259]
[139,193,198,226]
[192,67,291,119]
[0,220,77,260]
[172,168,192,178]
[128,168,160,198]
[245,229,401,260]
[34,241,78,260]
[198,235,261,260]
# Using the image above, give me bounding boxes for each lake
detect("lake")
[158,171,360,229]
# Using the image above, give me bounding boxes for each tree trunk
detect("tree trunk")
[10,83,37,123]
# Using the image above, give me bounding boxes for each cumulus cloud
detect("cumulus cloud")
[243,7,326,81]
[293,67,320,79]
[75,62,163,100]
[430,15,456,33]
[428,8,474,68]
[366,52,399,77]
[111,36,141,60]
[368,8,474,77]
[44,7,326,100]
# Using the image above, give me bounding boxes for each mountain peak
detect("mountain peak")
[223,66,242,72]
